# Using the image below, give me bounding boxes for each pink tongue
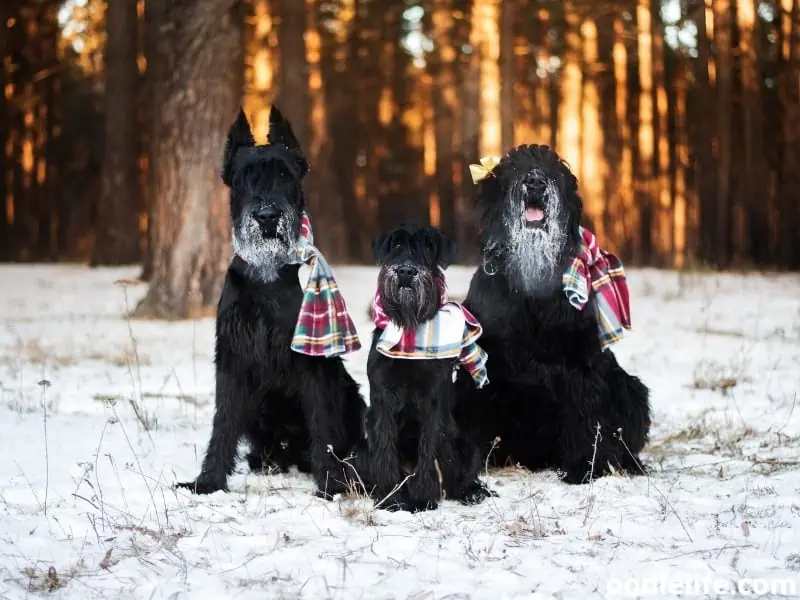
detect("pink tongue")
[525,207,544,222]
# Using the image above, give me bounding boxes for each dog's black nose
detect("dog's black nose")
[396,265,417,286]
[253,205,282,226]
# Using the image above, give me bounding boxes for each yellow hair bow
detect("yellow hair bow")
[468,155,502,184]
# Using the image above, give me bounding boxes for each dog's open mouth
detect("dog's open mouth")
[524,201,546,229]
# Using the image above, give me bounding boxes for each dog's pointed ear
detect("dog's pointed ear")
[438,233,458,269]
[222,108,255,186]
[267,105,309,177]
[372,233,391,264]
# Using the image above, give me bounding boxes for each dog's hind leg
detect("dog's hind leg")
[298,370,357,499]
[177,371,246,494]
[438,430,496,505]
[601,351,651,476]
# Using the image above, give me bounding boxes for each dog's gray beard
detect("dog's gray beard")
[500,180,568,296]
[233,215,297,283]
[378,266,438,330]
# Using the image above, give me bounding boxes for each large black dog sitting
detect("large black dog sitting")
[177,107,366,497]
[457,145,651,484]
[363,225,494,511]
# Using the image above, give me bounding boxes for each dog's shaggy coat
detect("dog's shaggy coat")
[363,225,493,511]
[177,108,365,496]
[456,145,651,483]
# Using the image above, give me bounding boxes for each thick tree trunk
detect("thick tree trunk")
[93,0,141,265]
[134,0,244,319]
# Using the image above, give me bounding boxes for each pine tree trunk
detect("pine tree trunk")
[778,0,799,266]
[499,0,514,152]
[636,0,656,263]
[430,2,457,240]
[557,2,582,181]
[579,18,605,241]
[457,0,481,259]
[692,0,716,265]
[652,9,672,264]
[736,0,766,262]
[713,0,733,266]
[304,0,339,260]
[674,57,694,267]
[475,0,501,157]
[134,0,244,319]
[0,2,9,259]
[276,0,308,151]
[612,16,637,258]
[93,0,141,265]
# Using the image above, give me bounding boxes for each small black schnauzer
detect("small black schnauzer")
[363,224,494,512]
[456,144,651,484]
[177,107,366,497]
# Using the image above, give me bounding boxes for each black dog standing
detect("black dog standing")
[177,107,366,497]
[457,146,651,484]
[365,225,494,512]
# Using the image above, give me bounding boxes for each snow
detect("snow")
[1,263,799,599]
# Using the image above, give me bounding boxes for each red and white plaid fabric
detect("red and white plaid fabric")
[562,226,631,349]
[372,283,489,388]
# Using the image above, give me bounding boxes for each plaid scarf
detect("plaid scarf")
[562,226,631,349]
[371,286,489,388]
[286,212,361,356]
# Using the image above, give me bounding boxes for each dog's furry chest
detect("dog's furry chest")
[367,334,456,405]
[215,269,309,379]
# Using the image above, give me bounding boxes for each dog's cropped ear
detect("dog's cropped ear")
[372,233,392,264]
[267,106,309,177]
[437,233,458,270]
[222,108,255,186]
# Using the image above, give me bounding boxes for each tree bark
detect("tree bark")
[778,0,799,266]
[430,2,457,240]
[134,0,244,319]
[736,0,764,262]
[92,0,141,265]
[580,17,605,242]
[499,0,514,151]
[557,2,582,181]
[713,0,733,266]
[276,0,308,151]
[652,7,671,264]
[636,0,655,263]
[611,16,637,258]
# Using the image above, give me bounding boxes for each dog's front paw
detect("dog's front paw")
[407,498,438,513]
[175,477,227,495]
[314,473,349,500]
[457,479,498,505]
[559,465,592,485]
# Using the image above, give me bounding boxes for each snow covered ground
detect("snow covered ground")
[0,263,799,599]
